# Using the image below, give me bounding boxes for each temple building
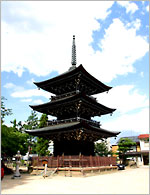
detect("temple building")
[26,35,119,156]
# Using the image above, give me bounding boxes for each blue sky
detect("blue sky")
[2,1,149,143]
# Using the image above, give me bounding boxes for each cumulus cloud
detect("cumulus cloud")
[2,2,148,84]
[4,83,16,89]
[4,81,51,101]
[2,1,113,77]
[140,71,144,77]
[117,1,138,14]
[126,18,141,30]
[4,82,24,91]
[102,108,149,133]
[11,88,51,99]
[32,99,44,105]
[95,84,149,114]
[86,18,148,83]
[21,98,32,102]
[146,5,149,12]
[26,78,35,85]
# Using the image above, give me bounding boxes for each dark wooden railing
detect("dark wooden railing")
[50,90,97,102]
[31,155,116,168]
[47,117,101,128]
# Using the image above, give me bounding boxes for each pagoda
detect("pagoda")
[26,35,119,156]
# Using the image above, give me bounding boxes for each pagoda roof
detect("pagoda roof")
[34,64,112,95]
[25,120,120,141]
[30,92,116,118]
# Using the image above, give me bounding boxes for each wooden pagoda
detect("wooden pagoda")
[26,35,119,156]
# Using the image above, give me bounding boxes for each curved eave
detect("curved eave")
[25,121,120,138]
[29,93,116,116]
[34,65,112,94]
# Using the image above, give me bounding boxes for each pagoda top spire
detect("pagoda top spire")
[71,35,77,66]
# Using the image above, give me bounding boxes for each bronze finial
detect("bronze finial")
[71,35,76,66]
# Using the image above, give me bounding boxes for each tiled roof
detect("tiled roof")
[117,136,139,143]
[138,134,149,139]
[25,121,120,138]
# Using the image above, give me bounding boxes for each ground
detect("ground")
[1,166,149,194]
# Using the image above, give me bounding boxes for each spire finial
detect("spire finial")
[71,35,76,66]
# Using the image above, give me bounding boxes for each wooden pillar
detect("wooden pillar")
[90,155,93,167]
[62,153,64,168]
[57,155,59,168]
[69,156,72,177]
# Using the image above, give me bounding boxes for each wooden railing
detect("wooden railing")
[31,155,117,168]
[50,90,97,102]
[47,117,101,128]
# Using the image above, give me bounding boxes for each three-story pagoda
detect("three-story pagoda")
[26,35,119,156]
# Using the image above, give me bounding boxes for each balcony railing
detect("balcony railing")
[47,117,101,128]
[51,90,79,101]
[50,90,97,102]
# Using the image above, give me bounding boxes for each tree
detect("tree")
[10,119,25,132]
[23,110,39,130]
[10,119,17,129]
[1,124,29,156]
[1,96,12,124]
[1,98,28,156]
[38,114,48,128]
[36,114,50,156]
[23,111,39,154]
[118,138,136,164]
[95,141,112,157]
[36,138,50,156]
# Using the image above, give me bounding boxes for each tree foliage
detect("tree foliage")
[1,124,29,156]
[1,96,12,124]
[38,114,48,128]
[1,98,51,157]
[118,138,136,153]
[36,137,50,156]
[36,114,50,156]
[23,111,39,154]
[94,141,112,157]
[23,110,39,130]
[118,138,136,164]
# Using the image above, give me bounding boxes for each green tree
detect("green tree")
[23,111,39,154]
[1,96,12,124]
[1,124,29,156]
[95,141,112,157]
[36,137,50,156]
[118,138,136,164]
[38,114,48,128]
[10,119,25,132]
[23,110,39,130]
[36,114,50,156]
[10,119,17,129]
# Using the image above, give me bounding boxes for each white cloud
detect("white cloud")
[2,1,113,78]
[126,19,141,30]
[102,108,149,133]
[11,88,51,99]
[2,2,148,84]
[95,84,149,114]
[146,5,149,12]
[4,82,24,91]
[117,1,138,14]
[4,83,16,89]
[4,81,51,101]
[26,78,35,85]
[21,98,32,102]
[2,2,148,83]
[140,71,144,77]
[32,99,44,105]
[87,18,148,82]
